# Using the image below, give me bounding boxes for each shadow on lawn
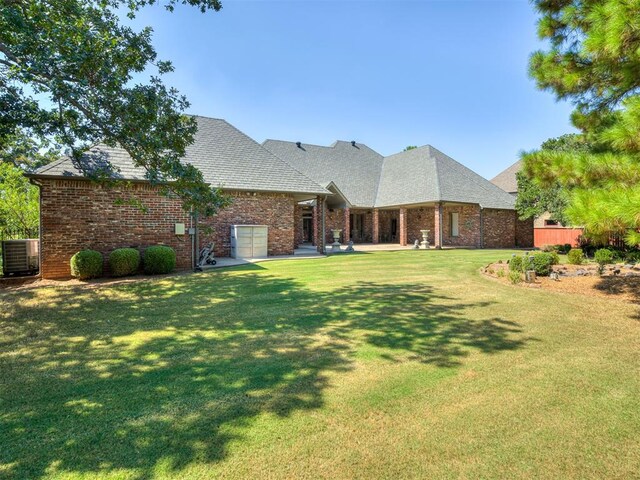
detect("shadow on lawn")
[0,266,532,479]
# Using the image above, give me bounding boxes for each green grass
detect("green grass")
[1,250,639,479]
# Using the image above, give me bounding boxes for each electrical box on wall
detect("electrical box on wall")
[175,223,185,235]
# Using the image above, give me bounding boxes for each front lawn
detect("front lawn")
[1,250,639,479]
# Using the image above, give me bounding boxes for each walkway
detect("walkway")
[201,245,324,270]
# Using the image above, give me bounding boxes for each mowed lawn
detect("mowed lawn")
[1,250,639,479]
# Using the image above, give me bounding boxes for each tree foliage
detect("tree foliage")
[526,0,640,246]
[0,0,229,216]
[0,162,38,231]
[516,134,588,225]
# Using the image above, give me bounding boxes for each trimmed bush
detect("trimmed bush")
[567,248,584,265]
[508,270,522,284]
[594,248,615,275]
[509,255,524,272]
[530,252,555,277]
[548,251,560,265]
[109,248,140,277]
[143,245,176,275]
[70,249,103,280]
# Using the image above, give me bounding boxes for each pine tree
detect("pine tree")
[526,0,640,245]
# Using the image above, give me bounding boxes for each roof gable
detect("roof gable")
[490,160,522,194]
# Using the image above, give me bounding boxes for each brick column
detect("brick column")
[343,207,351,242]
[312,203,319,248]
[372,208,380,244]
[434,203,443,249]
[399,207,407,246]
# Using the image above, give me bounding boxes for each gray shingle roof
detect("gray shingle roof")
[32,117,328,196]
[490,160,522,194]
[262,140,384,208]
[264,141,516,210]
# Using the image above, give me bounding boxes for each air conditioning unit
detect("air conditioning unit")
[2,239,39,276]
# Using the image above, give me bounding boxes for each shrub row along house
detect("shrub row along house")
[27,116,533,278]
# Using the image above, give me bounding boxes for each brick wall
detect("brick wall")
[406,207,436,246]
[516,217,534,248]
[38,180,299,279]
[442,204,481,247]
[199,190,296,258]
[482,209,516,248]
[38,179,192,279]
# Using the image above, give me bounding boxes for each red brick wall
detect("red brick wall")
[407,207,436,246]
[38,179,191,279]
[442,204,481,247]
[38,180,298,279]
[516,218,535,248]
[199,191,296,258]
[482,208,516,248]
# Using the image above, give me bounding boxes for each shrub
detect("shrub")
[109,248,140,277]
[548,251,560,265]
[624,251,640,264]
[541,244,556,252]
[567,248,584,265]
[143,245,176,275]
[530,252,555,277]
[594,248,615,275]
[497,269,505,278]
[509,255,524,273]
[508,270,522,284]
[70,249,103,280]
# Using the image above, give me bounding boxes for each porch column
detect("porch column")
[434,203,443,249]
[372,208,380,244]
[312,202,319,248]
[399,207,407,246]
[343,207,351,242]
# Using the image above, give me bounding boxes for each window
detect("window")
[450,212,459,237]
[544,219,559,226]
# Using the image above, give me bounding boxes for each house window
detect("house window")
[450,212,459,237]
[544,219,559,226]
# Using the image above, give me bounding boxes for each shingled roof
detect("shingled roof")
[261,140,385,207]
[263,141,516,210]
[376,146,516,209]
[31,116,329,196]
[490,160,521,194]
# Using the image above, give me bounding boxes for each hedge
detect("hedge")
[70,249,103,280]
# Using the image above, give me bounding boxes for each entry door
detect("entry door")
[350,214,364,242]
[302,217,313,243]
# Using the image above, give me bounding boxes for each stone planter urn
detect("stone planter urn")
[331,229,342,252]
[420,229,430,249]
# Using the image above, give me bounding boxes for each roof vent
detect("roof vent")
[296,141,302,148]
[351,141,356,147]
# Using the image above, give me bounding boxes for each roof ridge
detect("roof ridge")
[427,146,443,201]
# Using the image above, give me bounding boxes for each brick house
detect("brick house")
[263,140,533,251]
[28,116,532,279]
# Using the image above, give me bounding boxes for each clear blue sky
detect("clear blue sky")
[131,0,576,179]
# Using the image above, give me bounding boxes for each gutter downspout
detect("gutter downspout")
[193,211,201,272]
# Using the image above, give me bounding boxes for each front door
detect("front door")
[350,214,364,242]
[302,217,313,243]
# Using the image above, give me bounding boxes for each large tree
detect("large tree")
[515,134,589,226]
[525,0,640,245]
[0,0,228,216]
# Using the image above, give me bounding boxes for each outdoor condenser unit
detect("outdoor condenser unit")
[2,239,39,275]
